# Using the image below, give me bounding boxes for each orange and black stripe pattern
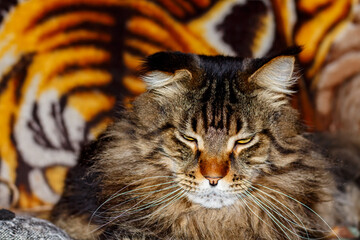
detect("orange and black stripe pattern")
[0,0,219,210]
[0,0,355,210]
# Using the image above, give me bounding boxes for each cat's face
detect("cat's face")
[138,51,301,209]
[172,108,268,208]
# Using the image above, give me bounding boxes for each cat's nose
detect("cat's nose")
[204,176,223,186]
[199,157,229,186]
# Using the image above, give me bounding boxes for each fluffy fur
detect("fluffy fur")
[51,50,360,240]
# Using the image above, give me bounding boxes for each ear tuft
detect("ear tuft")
[140,51,197,98]
[143,69,192,90]
[249,56,296,95]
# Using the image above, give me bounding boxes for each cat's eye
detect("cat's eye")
[236,136,253,145]
[182,134,196,142]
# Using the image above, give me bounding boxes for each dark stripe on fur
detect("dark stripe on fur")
[262,129,296,155]
[143,123,175,140]
[272,159,317,175]
[236,119,242,133]
[201,104,208,131]
[225,105,232,132]
[191,117,198,133]
[171,135,190,150]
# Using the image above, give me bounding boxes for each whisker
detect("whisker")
[254,191,313,239]
[249,189,309,239]
[124,188,183,215]
[108,178,177,201]
[255,191,301,224]
[129,189,187,225]
[89,177,175,225]
[247,184,331,239]
[247,185,309,232]
[100,184,180,215]
[249,181,340,240]
[237,193,281,239]
[91,190,155,232]
[95,187,184,232]
[245,189,293,240]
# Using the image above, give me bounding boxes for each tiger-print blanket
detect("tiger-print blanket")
[0,0,357,211]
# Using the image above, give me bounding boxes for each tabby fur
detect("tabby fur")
[51,50,360,240]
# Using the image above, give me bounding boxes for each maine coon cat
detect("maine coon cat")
[51,49,360,240]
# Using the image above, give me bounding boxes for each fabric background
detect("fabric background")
[0,0,358,212]
[0,209,71,239]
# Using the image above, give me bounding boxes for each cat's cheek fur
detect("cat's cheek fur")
[164,158,183,173]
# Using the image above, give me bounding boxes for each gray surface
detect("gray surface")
[0,215,71,240]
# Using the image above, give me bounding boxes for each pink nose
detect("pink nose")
[204,176,223,186]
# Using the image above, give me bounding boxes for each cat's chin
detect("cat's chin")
[185,180,239,209]
[187,191,238,208]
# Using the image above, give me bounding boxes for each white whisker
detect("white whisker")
[245,189,293,240]
[129,189,187,225]
[248,184,327,239]
[124,187,183,215]
[237,193,279,239]
[89,177,175,225]
[91,189,155,233]
[249,181,340,240]
[101,184,180,215]
[94,187,184,232]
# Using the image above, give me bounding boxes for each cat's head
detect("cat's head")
[134,49,303,208]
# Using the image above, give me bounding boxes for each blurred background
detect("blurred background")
[0,0,358,212]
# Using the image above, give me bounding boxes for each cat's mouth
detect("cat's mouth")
[183,180,242,208]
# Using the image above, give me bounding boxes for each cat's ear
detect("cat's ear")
[249,56,296,95]
[142,69,192,97]
[141,52,199,97]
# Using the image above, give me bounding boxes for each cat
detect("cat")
[50,49,360,240]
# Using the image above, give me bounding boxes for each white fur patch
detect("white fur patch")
[143,70,191,97]
[143,71,175,89]
[186,180,238,208]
